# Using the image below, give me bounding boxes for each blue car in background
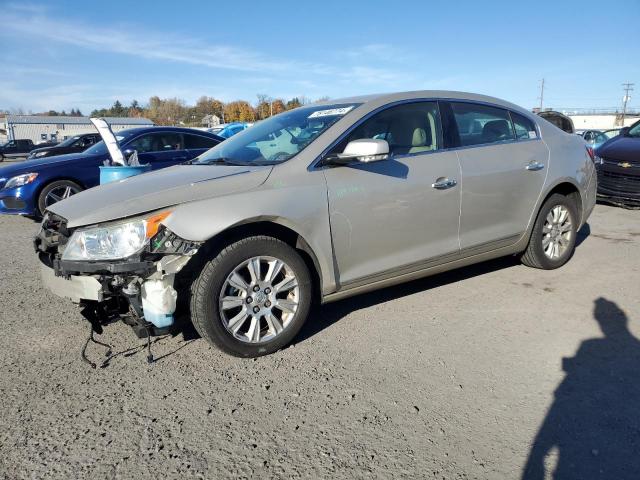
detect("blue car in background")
[0,127,222,217]
[215,122,250,138]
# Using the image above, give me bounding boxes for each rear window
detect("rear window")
[451,103,515,146]
[511,112,538,140]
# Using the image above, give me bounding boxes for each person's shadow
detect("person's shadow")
[523,298,640,479]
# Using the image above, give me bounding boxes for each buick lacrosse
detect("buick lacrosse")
[35,91,597,358]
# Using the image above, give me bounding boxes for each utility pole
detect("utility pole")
[621,82,634,126]
[538,78,545,111]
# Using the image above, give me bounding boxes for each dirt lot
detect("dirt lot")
[0,204,638,479]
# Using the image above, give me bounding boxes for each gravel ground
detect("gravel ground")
[0,204,638,479]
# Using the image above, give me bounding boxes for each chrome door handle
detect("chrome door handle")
[526,161,545,171]
[432,178,457,190]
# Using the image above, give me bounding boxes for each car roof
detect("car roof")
[317,90,532,115]
[117,126,223,139]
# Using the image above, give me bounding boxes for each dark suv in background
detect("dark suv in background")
[27,133,101,160]
[595,119,640,207]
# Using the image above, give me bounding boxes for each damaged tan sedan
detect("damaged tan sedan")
[35,91,597,358]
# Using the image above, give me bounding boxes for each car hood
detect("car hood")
[596,136,640,163]
[29,146,56,154]
[0,152,92,177]
[48,164,273,228]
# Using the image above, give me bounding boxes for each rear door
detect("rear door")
[126,132,188,169]
[445,101,547,251]
[323,101,461,285]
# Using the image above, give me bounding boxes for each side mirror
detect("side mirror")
[324,139,390,166]
[620,127,630,137]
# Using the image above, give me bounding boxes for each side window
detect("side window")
[451,102,515,146]
[511,112,538,140]
[128,133,183,153]
[184,134,219,149]
[335,101,441,156]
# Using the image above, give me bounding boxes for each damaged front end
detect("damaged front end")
[34,211,201,347]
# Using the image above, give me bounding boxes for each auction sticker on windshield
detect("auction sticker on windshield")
[308,106,354,118]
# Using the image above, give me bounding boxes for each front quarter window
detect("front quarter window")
[628,122,640,138]
[193,103,361,165]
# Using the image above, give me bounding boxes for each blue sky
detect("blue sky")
[0,0,638,113]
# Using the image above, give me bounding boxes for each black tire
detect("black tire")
[190,236,312,357]
[521,193,578,269]
[36,180,83,216]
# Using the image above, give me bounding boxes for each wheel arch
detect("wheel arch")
[541,179,583,222]
[192,218,325,304]
[34,176,86,215]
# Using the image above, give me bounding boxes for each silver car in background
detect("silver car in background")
[35,91,597,358]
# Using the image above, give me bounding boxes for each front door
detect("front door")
[322,101,461,286]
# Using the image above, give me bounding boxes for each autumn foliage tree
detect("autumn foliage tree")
[224,101,255,122]
[85,94,320,126]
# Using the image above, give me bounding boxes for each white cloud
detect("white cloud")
[0,4,429,110]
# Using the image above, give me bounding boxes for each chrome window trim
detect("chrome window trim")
[310,97,542,170]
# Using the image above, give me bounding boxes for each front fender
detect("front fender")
[163,173,336,294]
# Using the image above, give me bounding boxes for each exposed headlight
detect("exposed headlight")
[34,151,48,158]
[4,173,39,189]
[62,211,171,261]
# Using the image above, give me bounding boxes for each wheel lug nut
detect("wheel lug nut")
[253,285,260,292]
[246,296,253,304]
[253,306,260,314]
[264,288,271,294]
[265,301,271,307]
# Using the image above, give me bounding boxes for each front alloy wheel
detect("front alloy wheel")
[191,236,312,357]
[219,256,300,344]
[37,179,83,216]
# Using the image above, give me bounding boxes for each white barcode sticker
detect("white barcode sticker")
[528,131,537,139]
[308,106,354,118]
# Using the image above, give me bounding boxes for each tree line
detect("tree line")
[89,95,325,126]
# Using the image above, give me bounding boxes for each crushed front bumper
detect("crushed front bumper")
[40,261,104,302]
[34,213,200,335]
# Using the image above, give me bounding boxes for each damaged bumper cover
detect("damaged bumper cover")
[34,213,201,331]
[40,261,104,302]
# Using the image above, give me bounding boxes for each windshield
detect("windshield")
[193,103,361,165]
[57,136,81,147]
[628,122,640,138]
[83,129,138,155]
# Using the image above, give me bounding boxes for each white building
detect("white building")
[201,114,221,128]
[566,113,639,131]
[1,116,154,144]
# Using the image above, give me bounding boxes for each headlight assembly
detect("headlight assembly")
[4,173,39,189]
[62,211,171,261]
[34,151,49,158]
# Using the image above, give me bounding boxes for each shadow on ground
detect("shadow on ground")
[522,297,640,479]
[298,223,591,344]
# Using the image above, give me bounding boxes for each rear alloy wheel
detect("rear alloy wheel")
[37,180,83,216]
[190,236,312,357]
[521,193,578,269]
